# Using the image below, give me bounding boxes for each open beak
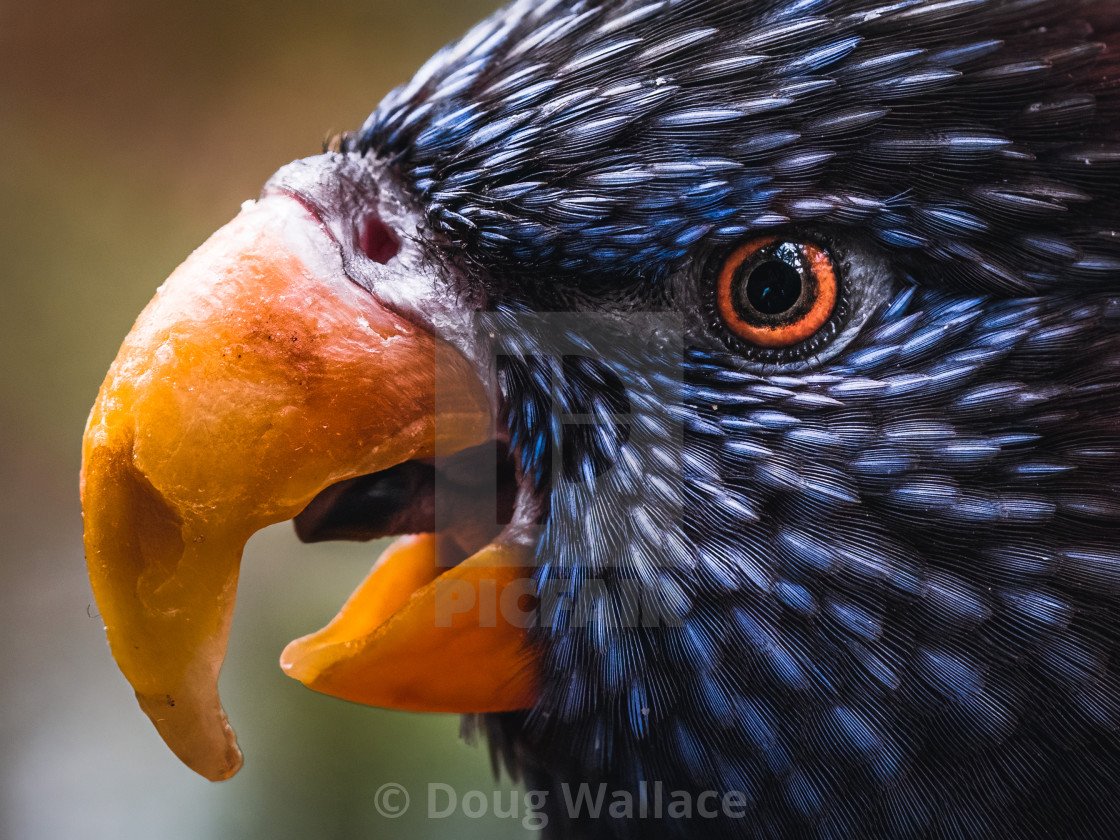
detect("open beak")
[81,193,537,781]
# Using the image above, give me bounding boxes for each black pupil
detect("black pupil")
[746,259,803,315]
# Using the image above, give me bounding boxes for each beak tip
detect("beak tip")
[278,637,322,687]
[197,748,244,783]
[135,689,245,782]
[175,727,244,783]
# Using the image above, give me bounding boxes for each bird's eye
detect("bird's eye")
[702,230,892,368]
[715,236,838,348]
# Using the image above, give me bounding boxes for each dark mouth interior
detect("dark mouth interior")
[294,439,518,559]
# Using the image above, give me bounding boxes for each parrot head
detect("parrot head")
[82,1,1120,836]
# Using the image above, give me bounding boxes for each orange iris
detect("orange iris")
[716,236,838,348]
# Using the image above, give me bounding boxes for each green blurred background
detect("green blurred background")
[0,1,542,837]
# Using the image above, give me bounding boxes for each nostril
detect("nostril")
[358,216,400,264]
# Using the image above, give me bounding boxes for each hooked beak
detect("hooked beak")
[81,191,537,781]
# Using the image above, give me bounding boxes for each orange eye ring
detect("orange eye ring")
[715,236,838,348]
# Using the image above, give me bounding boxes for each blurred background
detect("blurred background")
[0,1,543,837]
